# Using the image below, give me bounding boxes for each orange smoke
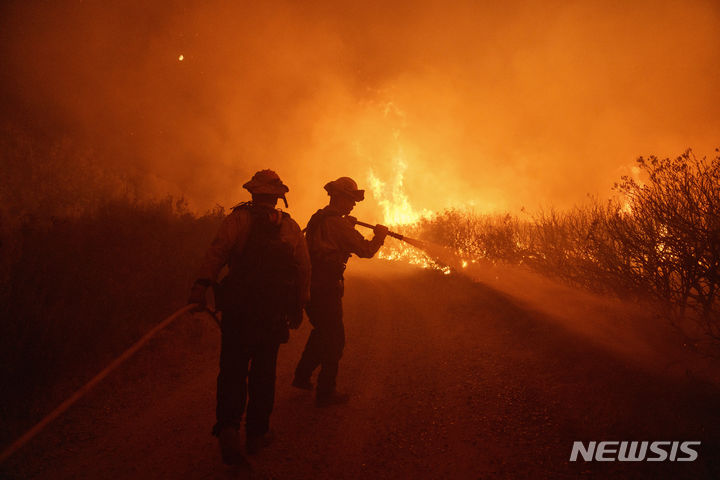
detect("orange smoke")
[1,0,719,225]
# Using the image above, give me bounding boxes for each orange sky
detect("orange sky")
[2,0,719,224]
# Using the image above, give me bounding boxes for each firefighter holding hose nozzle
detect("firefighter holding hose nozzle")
[293,177,388,407]
[188,170,310,464]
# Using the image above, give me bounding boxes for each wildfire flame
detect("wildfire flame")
[367,149,459,274]
[367,149,432,226]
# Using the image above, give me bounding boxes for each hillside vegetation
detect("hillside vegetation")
[414,150,720,351]
[1,130,717,447]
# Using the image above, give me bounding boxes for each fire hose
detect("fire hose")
[349,218,430,251]
[349,218,461,271]
[0,303,218,464]
[1,221,445,463]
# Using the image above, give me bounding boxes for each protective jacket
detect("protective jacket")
[294,205,384,396]
[305,206,385,283]
[197,203,311,342]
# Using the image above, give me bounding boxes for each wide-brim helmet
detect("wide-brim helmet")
[243,169,290,196]
[324,177,365,202]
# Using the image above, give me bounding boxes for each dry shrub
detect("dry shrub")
[419,210,524,262]
[0,195,223,444]
[610,150,720,345]
[417,149,720,350]
[0,124,232,443]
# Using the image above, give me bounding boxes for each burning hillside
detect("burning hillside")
[366,149,720,354]
[366,154,455,274]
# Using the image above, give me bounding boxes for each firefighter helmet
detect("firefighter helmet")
[323,177,365,201]
[243,169,290,195]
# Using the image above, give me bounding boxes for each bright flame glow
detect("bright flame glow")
[621,200,632,214]
[367,147,454,273]
[178,54,184,61]
[368,148,432,226]
[379,244,452,275]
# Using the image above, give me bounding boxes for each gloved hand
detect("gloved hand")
[288,307,303,330]
[188,282,208,311]
[373,224,389,240]
[345,215,357,226]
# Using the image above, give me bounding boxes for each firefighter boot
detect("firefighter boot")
[218,427,247,465]
[291,377,313,390]
[246,430,275,455]
[316,390,350,408]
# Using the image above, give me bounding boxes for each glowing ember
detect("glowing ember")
[178,54,184,61]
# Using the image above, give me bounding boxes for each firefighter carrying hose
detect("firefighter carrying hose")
[188,170,310,464]
[292,177,388,407]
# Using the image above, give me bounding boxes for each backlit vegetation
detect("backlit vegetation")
[417,150,720,350]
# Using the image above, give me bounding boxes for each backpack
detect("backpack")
[217,203,298,342]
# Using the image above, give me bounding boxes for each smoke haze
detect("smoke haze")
[2,0,719,223]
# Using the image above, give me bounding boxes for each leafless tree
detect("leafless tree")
[611,150,720,343]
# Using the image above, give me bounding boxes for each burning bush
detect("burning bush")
[608,150,720,342]
[411,150,720,349]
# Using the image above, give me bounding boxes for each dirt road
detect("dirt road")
[3,260,719,479]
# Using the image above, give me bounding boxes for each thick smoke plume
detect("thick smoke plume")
[2,0,719,223]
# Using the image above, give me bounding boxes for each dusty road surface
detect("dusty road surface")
[2,260,719,479]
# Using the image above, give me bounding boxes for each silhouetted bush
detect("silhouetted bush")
[417,149,720,350]
[0,195,223,444]
[610,150,720,342]
[0,124,234,445]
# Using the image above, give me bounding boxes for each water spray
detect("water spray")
[349,218,459,269]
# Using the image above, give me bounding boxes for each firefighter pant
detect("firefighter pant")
[294,280,345,395]
[213,317,280,438]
